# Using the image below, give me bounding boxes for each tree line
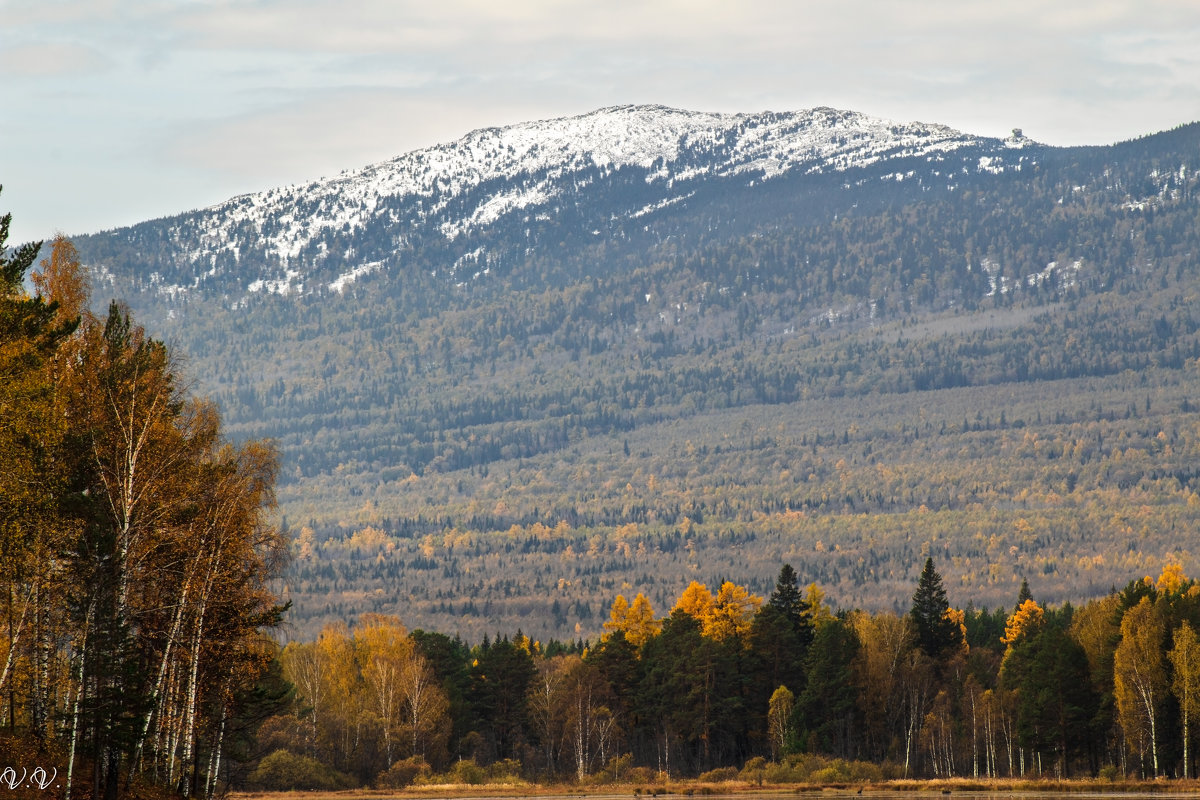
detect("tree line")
[258,556,1200,789]
[0,204,287,799]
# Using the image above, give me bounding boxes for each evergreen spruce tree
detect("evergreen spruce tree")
[742,565,816,761]
[589,629,639,724]
[410,630,475,755]
[0,194,41,291]
[768,563,815,648]
[1000,625,1098,776]
[0,192,75,353]
[1017,578,1033,608]
[796,617,859,758]
[909,558,961,660]
[468,636,535,761]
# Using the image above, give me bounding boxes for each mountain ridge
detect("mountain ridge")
[80,104,1034,313]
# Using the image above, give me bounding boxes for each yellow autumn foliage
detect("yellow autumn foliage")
[1157,558,1189,595]
[1002,598,1045,647]
[670,580,761,641]
[673,580,715,620]
[603,592,660,647]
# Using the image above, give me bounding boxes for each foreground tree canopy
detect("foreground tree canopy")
[0,198,288,799]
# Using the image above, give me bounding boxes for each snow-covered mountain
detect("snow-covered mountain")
[64,107,1200,641]
[80,104,1034,308]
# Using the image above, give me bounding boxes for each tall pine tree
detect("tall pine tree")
[909,558,961,660]
[768,564,815,648]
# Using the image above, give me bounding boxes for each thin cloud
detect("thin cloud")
[163,87,558,186]
[0,41,113,78]
[4,0,1200,241]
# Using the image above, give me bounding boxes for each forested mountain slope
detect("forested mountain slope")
[72,107,1200,640]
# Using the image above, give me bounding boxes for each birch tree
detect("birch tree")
[0,224,76,733]
[767,685,794,759]
[528,654,571,774]
[1170,620,1200,778]
[1113,596,1167,776]
[850,610,912,762]
[561,656,614,780]
[355,614,410,767]
[0,215,286,796]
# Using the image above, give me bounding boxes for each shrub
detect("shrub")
[810,765,843,783]
[445,757,485,784]
[625,766,658,784]
[599,752,635,783]
[783,752,829,777]
[247,749,353,791]
[698,766,738,782]
[739,756,768,784]
[809,758,882,783]
[377,756,431,788]
[486,757,523,782]
[750,753,881,784]
[254,714,305,754]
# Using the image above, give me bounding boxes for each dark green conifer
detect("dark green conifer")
[768,563,814,647]
[1017,577,1033,608]
[1000,625,1099,775]
[909,557,961,660]
[468,635,535,760]
[796,617,859,758]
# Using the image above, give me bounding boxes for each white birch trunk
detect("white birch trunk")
[132,567,195,774]
[179,597,208,796]
[64,601,93,800]
[1183,703,1189,780]
[206,704,226,800]
[0,583,35,695]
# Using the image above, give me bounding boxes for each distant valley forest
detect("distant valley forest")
[73,119,1200,642]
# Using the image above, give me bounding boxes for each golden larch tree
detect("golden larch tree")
[1001,599,1045,650]
[602,592,660,648]
[707,581,763,641]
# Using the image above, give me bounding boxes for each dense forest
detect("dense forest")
[251,558,1200,791]
[0,206,286,799]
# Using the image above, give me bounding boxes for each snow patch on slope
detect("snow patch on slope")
[113,105,1034,300]
[195,106,999,258]
[329,260,384,293]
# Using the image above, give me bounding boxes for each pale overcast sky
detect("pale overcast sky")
[3,0,1199,244]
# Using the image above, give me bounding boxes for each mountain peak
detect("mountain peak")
[84,105,1029,304]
